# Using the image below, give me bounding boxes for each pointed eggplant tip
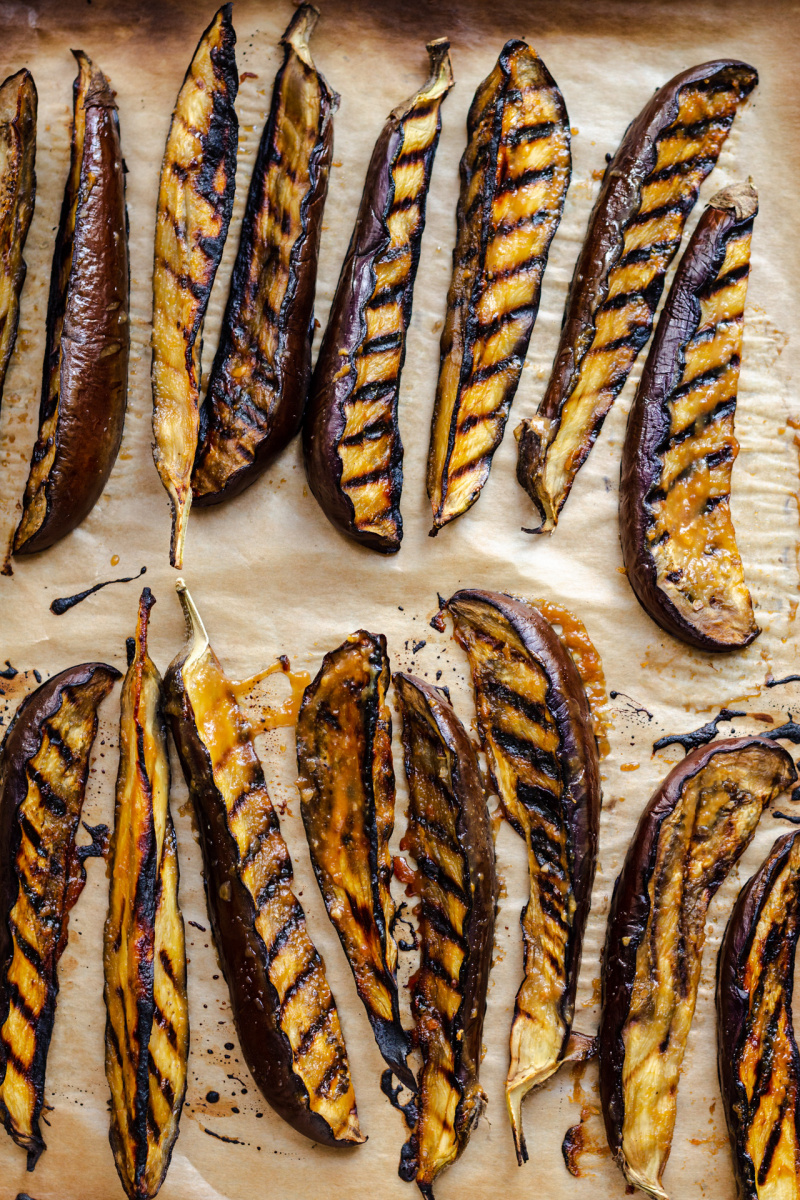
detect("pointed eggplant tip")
[283,3,320,63]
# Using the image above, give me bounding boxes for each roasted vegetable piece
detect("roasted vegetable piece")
[193,5,338,507]
[303,40,454,553]
[441,589,599,1164]
[717,830,800,1200]
[0,661,120,1167]
[516,60,758,533]
[296,631,413,1086]
[104,590,188,1200]
[0,69,36,415]
[426,39,570,534]
[163,581,363,1146]
[599,736,796,1200]
[14,53,128,556]
[394,672,497,1197]
[620,182,759,651]
[151,5,238,567]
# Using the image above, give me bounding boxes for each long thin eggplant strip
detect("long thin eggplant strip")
[0,69,36,414]
[151,5,238,567]
[427,39,570,533]
[440,589,599,1164]
[296,631,413,1087]
[303,40,453,553]
[14,52,128,556]
[394,673,496,1198]
[717,831,800,1200]
[620,182,759,651]
[163,582,363,1146]
[193,4,338,507]
[599,736,796,1200]
[516,59,757,533]
[0,662,119,1167]
[104,590,188,1200]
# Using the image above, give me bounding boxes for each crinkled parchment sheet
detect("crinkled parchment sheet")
[0,1,799,1197]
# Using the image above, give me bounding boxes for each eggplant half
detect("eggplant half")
[303,40,453,553]
[599,736,796,1200]
[0,69,36,415]
[14,53,128,556]
[163,581,363,1146]
[0,661,120,1167]
[440,589,599,1164]
[151,5,238,567]
[296,631,413,1087]
[192,4,339,506]
[394,672,497,1198]
[516,60,758,533]
[717,830,800,1200]
[104,590,188,1200]
[620,182,759,651]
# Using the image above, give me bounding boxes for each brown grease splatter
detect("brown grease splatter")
[231,657,311,731]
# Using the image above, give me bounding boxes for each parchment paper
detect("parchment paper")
[1,1,799,1197]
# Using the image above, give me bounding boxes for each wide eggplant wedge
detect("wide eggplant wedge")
[192,4,339,506]
[14,52,128,556]
[296,631,413,1087]
[151,5,238,567]
[303,39,453,553]
[163,581,363,1146]
[0,661,120,1167]
[437,589,600,1164]
[599,736,796,1200]
[619,182,759,652]
[516,60,758,533]
[104,590,188,1200]
[0,68,36,415]
[394,672,497,1198]
[717,830,800,1200]
[427,39,570,534]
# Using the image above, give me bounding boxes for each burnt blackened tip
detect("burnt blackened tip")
[283,2,320,53]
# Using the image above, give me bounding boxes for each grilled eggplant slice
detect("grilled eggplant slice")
[0,69,36,415]
[426,39,570,534]
[599,736,796,1200]
[151,5,238,567]
[163,581,363,1146]
[14,53,128,556]
[516,60,758,533]
[104,590,188,1200]
[394,672,497,1197]
[193,4,338,506]
[296,631,413,1087]
[303,40,453,553]
[717,831,800,1200]
[620,182,759,651]
[0,661,120,1167]
[440,589,599,1164]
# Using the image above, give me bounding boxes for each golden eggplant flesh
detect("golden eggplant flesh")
[599,737,796,1200]
[426,38,570,533]
[151,4,238,567]
[0,68,36,414]
[620,182,759,651]
[296,631,413,1086]
[394,672,497,1197]
[0,662,119,1167]
[104,589,188,1200]
[516,60,757,532]
[163,581,362,1146]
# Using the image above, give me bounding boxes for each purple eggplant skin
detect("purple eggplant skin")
[716,830,800,1200]
[619,183,759,652]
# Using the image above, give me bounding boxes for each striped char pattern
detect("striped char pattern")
[0,667,117,1167]
[0,69,36,412]
[192,5,338,504]
[427,39,570,533]
[517,62,757,532]
[151,4,238,567]
[104,590,188,1200]
[296,632,412,1086]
